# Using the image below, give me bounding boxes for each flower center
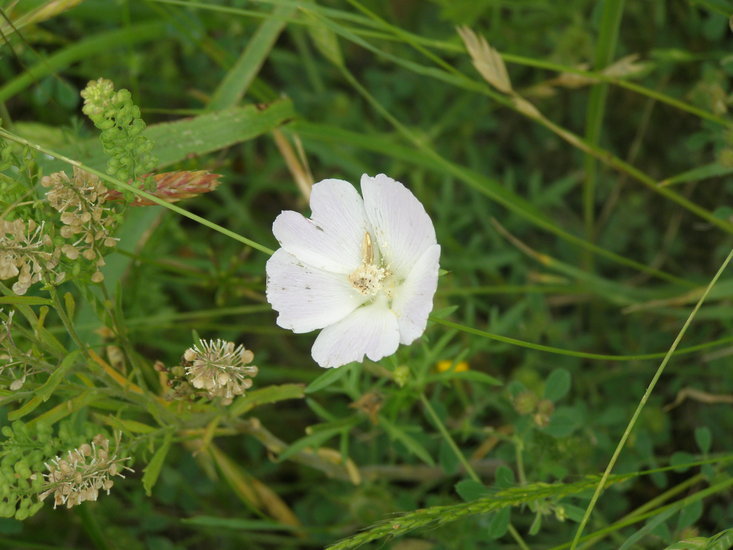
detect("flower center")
[348,231,388,296]
[349,263,387,296]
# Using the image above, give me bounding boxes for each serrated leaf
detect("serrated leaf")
[544,369,571,402]
[143,435,172,497]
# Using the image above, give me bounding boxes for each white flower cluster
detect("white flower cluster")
[42,167,117,283]
[266,174,440,368]
[39,435,131,509]
[0,219,61,295]
[183,339,259,404]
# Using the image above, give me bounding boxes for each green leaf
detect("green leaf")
[455,480,491,501]
[8,350,81,421]
[670,452,696,473]
[305,363,356,394]
[544,368,571,401]
[487,507,510,539]
[542,407,581,438]
[660,162,733,187]
[0,296,53,306]
[676,499,703,533]
[694,426,712,454]
[143,434,173,497]
[230,384,305,416]
[303,6,344,66]
[97,416,157,434]
[43,99,296,174]
[619,508,677,550]
[429,305,459,319]
[494,465,516,489]
[380,418,435,466]
[278,427,342,462]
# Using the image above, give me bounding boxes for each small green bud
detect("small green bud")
[393,365,410,387]
[514,390,538,415]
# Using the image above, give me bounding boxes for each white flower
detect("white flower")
[266,174,440,368]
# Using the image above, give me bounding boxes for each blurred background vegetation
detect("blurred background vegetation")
[2,0,733,548]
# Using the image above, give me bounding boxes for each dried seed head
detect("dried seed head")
[38,435,132,509]
[183,339,259,404]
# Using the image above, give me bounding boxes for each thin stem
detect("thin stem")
[431,317,733,362]
[419,392,478,481]
[419,392,530,550]
[48,286,86,353]
[570,246,733,549]
[336,64,695,286]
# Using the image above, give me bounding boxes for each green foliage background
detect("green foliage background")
[2,0,733,548]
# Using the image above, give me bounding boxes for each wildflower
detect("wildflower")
[39,435,132,509]
[0,219,61,294]
[182,339,258,404]
[42,167,117,283]
[436,360,469,373]
[266,174,440,368]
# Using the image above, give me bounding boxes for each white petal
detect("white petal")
[311,300,400,368]
[392,244,441,344]
[272,179,369,273]
[361,174,437,279]
[266,249,364,333]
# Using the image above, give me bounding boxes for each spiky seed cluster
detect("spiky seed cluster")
[80,78,156,184]
[42,167,117,283]
[183,339,258,404]
[39,435,132,509]
[0,219,61,295]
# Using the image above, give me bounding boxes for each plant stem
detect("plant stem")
[570,247,733,549]
[420,392,478,481]
[420,393,530,550]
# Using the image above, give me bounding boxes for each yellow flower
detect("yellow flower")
[436,360,469,373]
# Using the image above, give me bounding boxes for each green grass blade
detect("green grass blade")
[43,99,296,173]
[207,2,295,111]
[0,21,169,103]
[570,246,733,549]
[583,0,626,247]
